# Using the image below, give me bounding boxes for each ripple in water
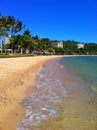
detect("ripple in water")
[17,59,67,130]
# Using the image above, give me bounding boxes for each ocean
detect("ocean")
[61,56,97,93]
[17,56,97,130]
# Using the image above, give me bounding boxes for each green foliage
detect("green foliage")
[0,13,24,36]
[0,13,97,56]
[63,40,78,55]
[0,31,8,36]
[63,41,97,55]
[0,53,32,58]
[24,29,31,37]
[84,43,97,55]
[54,47,65,55]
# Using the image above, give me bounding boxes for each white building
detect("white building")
[77,43,84,49]
[52,41,63,48]
[0,36,3,46]
[4,36,10,44]
[0,36,2,46]
[0,36,10,45]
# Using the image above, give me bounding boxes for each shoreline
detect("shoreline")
[1,55,97,130]
[16,55,97,130]
[0,56,62,130]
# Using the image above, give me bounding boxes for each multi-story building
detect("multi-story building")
[0,36,11,53]
[0,36,2,46]
[0,36,4,46]
[52,41,63,48]
[0,36,10,45]
[77,43,84,49]
[4,36,10,44]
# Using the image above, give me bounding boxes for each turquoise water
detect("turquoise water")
[62,56,97,92]
[17,57,97,130]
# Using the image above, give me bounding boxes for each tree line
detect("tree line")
[63,40,97,55]
[0,13,97,55]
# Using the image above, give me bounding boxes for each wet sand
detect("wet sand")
[17,57,97,130]
[0,56,61,130]
[0,55,97,130]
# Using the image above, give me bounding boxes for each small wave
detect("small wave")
[17,59,67,130]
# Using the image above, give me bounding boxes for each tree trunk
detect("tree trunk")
[21,48,23,54]
[1,40,2,54]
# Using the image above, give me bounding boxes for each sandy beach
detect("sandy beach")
[0,56,62,130]
[1,55,97,130]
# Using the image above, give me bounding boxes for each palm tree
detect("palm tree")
[0,14,7,53]
[0,15,6,32]
[14,20,22,33]
[24,29,31,36]
[41,38,51,50]
[0,14,26,54]
[0,13,2,30]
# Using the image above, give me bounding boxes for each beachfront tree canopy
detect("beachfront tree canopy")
[0,13,24,36]
[0,13,97,55]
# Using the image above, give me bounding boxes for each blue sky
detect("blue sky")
[0,0,97,43]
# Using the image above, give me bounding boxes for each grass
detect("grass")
[0,53,33,58]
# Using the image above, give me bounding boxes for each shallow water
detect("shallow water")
[17,57,97,130]
[62,56,97,92]
[17,58,67,130]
